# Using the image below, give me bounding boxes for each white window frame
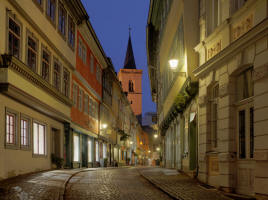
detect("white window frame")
[33,121,46,156]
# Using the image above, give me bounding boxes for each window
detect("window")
[129,80,134,92]
[103,143,107,159]
[33,122,46,155]
[95,141,99,162]
[6,112,16,145]
[88,139,92,162]
[8,18,21,59]
[89,97,93,117]
[21,118,30,147]
[78,88,83,111]
[90,54,94,73]
[68,15,75,48]
[237,68,253,101]
[47,0,56,23]
[58,2,67,36]
[41,48,50,82]
[82,45,86,64]
[210,84,219,148]
[35,0,42,5]
[230,0,247,15]
[72,83,78,107]
[84,94,89,114]
[53,60,61,91]
[73,134,79,162]
[27,35,38,72]
[239,110,246,159]
[63,68,70,97]
[207,0,221,35]
[78,39,83,58]
[96,65,101,83]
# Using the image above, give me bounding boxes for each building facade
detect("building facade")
[147,0,199,174]
[0,0,85,179]
[194,0,268,196]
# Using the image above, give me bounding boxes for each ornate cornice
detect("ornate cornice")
[1,55,73,107]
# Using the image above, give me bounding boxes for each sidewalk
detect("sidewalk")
[0,168,97,200]
[138,167,232,200]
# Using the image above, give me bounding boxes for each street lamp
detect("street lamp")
[130,141,133,144]
[169,59,178,69]
[154,134,158,139]
[101,124,107,129]
[156,147,160,151]
[148,150,151,153]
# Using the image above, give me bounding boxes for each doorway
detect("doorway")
[51,128,61,158]
[236,103,255,195]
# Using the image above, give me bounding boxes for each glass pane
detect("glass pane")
[96,142,99,161]
[88,140,92,162]
[73,135,79,162]
[250,107,254,158]
[33,123,38,154]
[239,110,246,159]
[39,125,44,155]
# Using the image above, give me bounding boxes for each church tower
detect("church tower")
[118,32,143,123]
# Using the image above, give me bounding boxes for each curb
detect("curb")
[137,170,180,200]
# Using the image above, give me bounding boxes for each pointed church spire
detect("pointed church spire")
[123,27,136,69]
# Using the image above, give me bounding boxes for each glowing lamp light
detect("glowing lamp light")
[156,147,160,151]
[101,124,107,129]
[148,150,151,153]
[154,134,158,138]
[169,59,178,69]
[130,141,133,144]
[140,141,143,145]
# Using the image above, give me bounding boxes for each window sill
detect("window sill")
[5,144,19,150]
[33,154,47,158]
[20,146,32,151]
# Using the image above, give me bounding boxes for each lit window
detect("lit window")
[8,18,21,59]
[103,143,107,159]
[27,36,38,72]
[53,60,61,91]
[41,48,50,82]
[88,139,92,162]
[47,0,56,23]
[73,135,79,162]
[68,15,75,48]
[21,119,30,147]
[6,113,16,145]
[63,68,70,97]
[33,122,46,155]
[58,2,67,36]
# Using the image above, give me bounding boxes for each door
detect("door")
[82,135,88,167]
[51,128,60,158]
[236,103,255,195]
[189,113,197,171]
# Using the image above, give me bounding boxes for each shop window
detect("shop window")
[95,141,99,162]
[88,139,92,162]
[47,0,56,23]
[63,68,70,97]
[8,18,21,59]
[33,122,46,155]
[6,112,16,145]
[21,118,30,148]
[41,48,50,82]
[73,134,79,162]
[68,15,75,48]
[58,2,66,37]
[53,59,61,91]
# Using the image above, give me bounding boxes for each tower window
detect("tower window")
[129,80,134,92]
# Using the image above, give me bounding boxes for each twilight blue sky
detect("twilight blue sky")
[81,0,156,116]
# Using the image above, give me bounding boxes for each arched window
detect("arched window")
[129,80,134,92]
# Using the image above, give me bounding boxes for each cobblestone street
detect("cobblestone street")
[64,167,172,200]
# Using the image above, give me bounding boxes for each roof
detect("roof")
[123,35,136,69]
